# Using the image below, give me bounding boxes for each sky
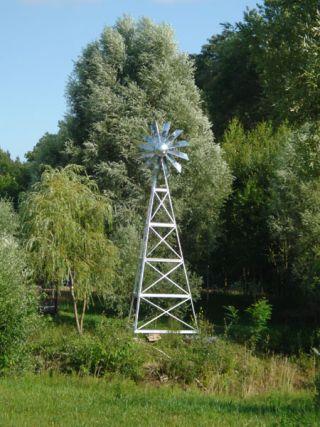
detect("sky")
[1,0,259,160]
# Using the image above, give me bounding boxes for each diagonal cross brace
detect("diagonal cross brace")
[147,226,180,258]
[152,191,174,223]
[145,260,188,294]
[138,296,195,330]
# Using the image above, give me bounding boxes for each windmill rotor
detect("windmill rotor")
[139,121,189,174]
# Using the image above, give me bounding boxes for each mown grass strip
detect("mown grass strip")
[0,375,318,427]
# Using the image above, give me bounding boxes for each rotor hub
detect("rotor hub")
[157,143,168,156]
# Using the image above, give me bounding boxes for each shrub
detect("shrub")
[246,298,272,350]
[0,198,19,235]
[151,334,302,396]
[30,313,309,396]
[223,305,240,338]
[32,319,144,380]
[0,200,39,373]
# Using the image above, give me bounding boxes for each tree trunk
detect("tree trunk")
[80,296,87,334]
[70,284,82,334]
[54,284,59,314]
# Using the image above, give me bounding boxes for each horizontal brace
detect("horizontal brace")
[134,329,197,334]
[141,293,190,299]
[155,188,168,193]
[150,222,175,228]
[146,258,182,263]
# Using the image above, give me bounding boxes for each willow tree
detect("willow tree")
[66,17,232,277]
[21,166,118,334]
[27,16,232,298]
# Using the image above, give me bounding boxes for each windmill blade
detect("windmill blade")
[141,153,155,159]
[140,143,156,152]
[143,136,154,144]
[163,159,170,177]
[162,122,171,138]
[150,122,160,139]
[145,157,157,168]
[169,140,189,149]
[150,122,157,136]
[168,150,189,161]
[169,129,183,142]
[166,154,182,173]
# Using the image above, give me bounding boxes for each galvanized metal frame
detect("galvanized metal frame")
[130,159,198,334]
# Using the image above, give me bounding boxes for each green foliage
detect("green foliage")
[0,149,29,206]
[195,0,320,132]
[268,123,320,295]
[109,224,140,316]
[0,198,19,236]
[26,125,70,183]
[314,347,320,405]
[217,120,291,293]
[246,298,272,349]
[144,334,303,394]
[251,0,320,124]
[212,120,320,298]
[0,200,39,373]
[222,298,272,350]
[21,166,118,333]
[315,373,320,406]
[30,311,306,396]
[33,319,143,380]
[224,305,239,325]
[223,305,240,338]
[31,16,232,279]
[194,20,264,136]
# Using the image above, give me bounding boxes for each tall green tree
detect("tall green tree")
[195,0,320,134]
[218,120,292,293]
[0,149,29,206]
[25,120,70,183]
[194,19,264,137]
[31,16,232,279]
[269,123,320,296]
[250,0,320,124]
[21,166,118,334]
[216,119,320,298]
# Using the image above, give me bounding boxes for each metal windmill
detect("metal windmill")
[130,121,198,334]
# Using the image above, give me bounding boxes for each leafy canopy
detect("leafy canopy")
[21,166,118,333]
[28,16,232,278]
[0,200,38,373]
[195,0,320,133]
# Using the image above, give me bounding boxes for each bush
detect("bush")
[223,305,240,339]
[32,319,144,380]
[246,298,272,350]
[0,199,19,235]
[0,200,39,373]
[30,312,310,396]
[150,334,303,396]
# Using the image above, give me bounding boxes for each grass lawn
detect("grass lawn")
[0,375,319,427]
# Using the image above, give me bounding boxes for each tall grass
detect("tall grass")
[29,313,315,398]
